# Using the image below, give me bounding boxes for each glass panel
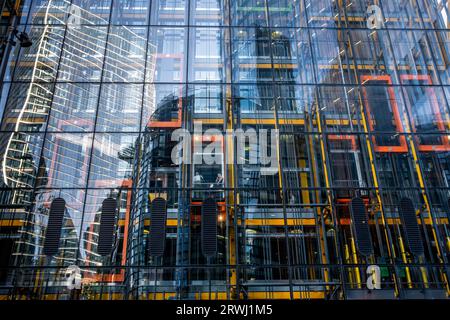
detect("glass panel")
[190,0,224,26]
[47,83,100,132]
[189,27,224,82]
[88,133,139,188]
[37,133,93,189]
[97,84,144,132]
[102,26,149,82]
[1,0,450,300]
[111,0,150,25]
[151,0,189,25]
[58,26,108,82]
[150,27,186,83]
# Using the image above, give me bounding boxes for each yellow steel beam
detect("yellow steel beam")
[124,217,450,228]
[225,51,238,298]
[406,133,450,292]
[299,159,311,208]
[0,220,25,227]
[356,79,400,295]
[314,96,333,288]
[344,243,354,287]
[240,118,359,126]
[398,235,413,288]
[350,237,362,288]
[247,291,325,299]
[7,291,325,301]
[196,292,228,300]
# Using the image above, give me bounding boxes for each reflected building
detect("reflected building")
[1,0,450,301]
[0,0,155,283]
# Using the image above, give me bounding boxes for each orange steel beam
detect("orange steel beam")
[360,75,408,153]
[400,74,450,152]
[328,134,358,150]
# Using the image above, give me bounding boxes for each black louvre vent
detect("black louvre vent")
[43,198,66,256]
[399,197,424,256]
[202,198,218,257]
[98,198,117,256]
[149,197,167,257]
[349,197,374,256]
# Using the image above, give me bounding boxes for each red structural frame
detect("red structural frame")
[328,134,358,151]
[360,75,408,153]
[400,74,450,152]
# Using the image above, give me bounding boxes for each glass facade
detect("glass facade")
[0,0,450,300]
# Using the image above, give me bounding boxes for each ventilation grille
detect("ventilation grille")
[43,198,66,256]
[349,197,374,256]
[202,198,218,257]
[399,197,424,256]
[149,198,167,257]
[98,198,117,256]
